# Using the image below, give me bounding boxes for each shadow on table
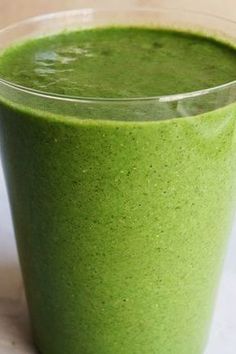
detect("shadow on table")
[0,263,39,354]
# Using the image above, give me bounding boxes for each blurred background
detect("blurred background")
[0,0,236,27]
[0,1,236,354]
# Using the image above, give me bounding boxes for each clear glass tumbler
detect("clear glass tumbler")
[0,7,236,354]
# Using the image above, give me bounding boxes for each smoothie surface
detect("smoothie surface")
[0,26,236,98]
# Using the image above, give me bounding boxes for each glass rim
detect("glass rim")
[0,7,236,104]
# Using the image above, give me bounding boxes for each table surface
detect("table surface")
[0,0,236,353]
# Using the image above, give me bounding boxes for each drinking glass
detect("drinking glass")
[0,7,236,354]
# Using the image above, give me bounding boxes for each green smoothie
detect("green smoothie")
[0,26,236,354]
